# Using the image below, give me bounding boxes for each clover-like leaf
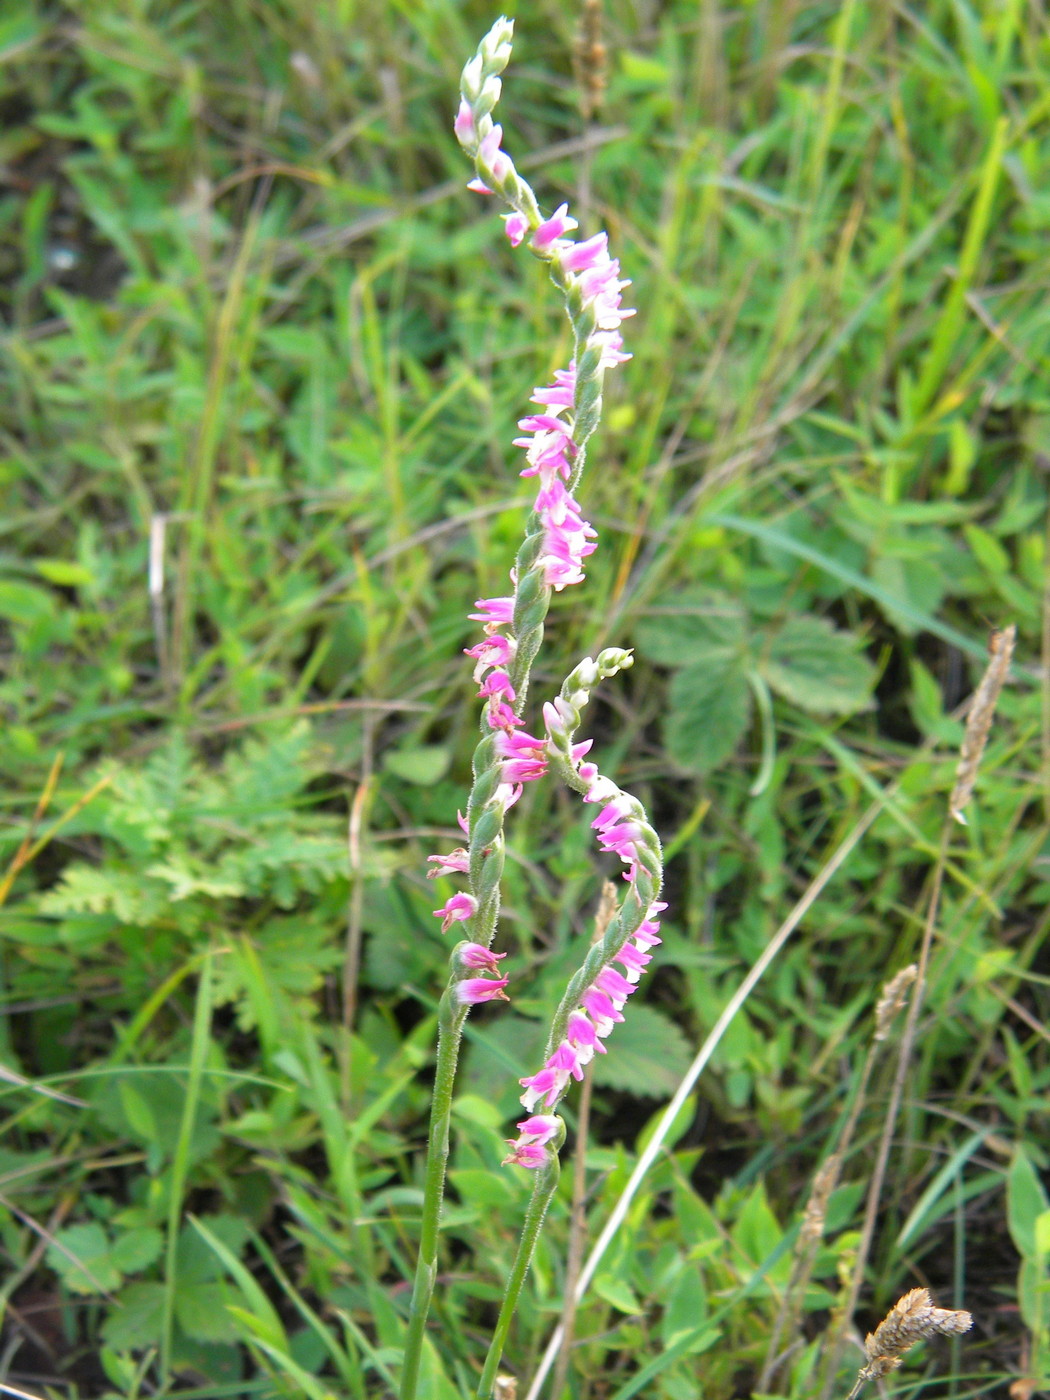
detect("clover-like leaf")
[762,616,875,715]
[665,656,752,773]
[634,587,748,669]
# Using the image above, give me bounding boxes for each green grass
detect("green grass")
[1,0,1048,1396]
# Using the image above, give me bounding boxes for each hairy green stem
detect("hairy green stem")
[476,1143,563,1399]
[399,994,467,1400]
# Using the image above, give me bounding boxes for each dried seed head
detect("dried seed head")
[950,624,1015,825]
[800,1153,841,1247]
[573,0,607,121]
[592,879,620,943]
[874,964,918,1041]
[859,1288,973,1381]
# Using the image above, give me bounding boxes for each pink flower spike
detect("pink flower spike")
[503,211,528,246]
[469,595,514,625]
[567,1009,607,1054]
[494,781,524,811]
[456,977,510,1005]
[426,848,470,878]
[590,330,631,369]
[531,368,576,410]
[616,943,651,981]
[548,1040,585,1081]
[633,923,663,949]
[542,700,566,738]
[580,986,624,1029]
[502,1140,547,1168]
[558,231,609,272]
[591,798,633,830]
[456,942,507,972]
[466,177,493,195]
[519,1064,562,1111]
[570,739,593,762]
[433,891,477,933]
[595,966,636,1004]
[518,413,570,436]
[478,124,512,182]
[533,203,579,251]
[477,668,515,701]
[465,632,516,682]
[516,1114,561,1143]
[454,99,476,143]
[567,1010,597,1045]
[457,809,469,836]
[486,698,520,730]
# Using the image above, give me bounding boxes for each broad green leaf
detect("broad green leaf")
[0,580,56,625]
[731,1181,787,1277]
[634,587,748,669]
[1017,1254,1048,1335]
[110,1226,164,1275]
[47,1222,121,1294]
[383,744,452,785]
[100,1282,166,1350]
[1007,1148,1050,1260]
[660,1265,707,1344]
[447,1169,516,1209]
[591,1005,692,1097]
[593,1272,642,1314]
[665,657,751,773]
[176,1282,242,1343]
[33,558,94,587]
[763,616,875,715]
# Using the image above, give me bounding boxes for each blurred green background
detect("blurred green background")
[1,0,1048,1396]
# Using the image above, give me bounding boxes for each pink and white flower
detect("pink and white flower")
[456,976,510,1005]
[532,203,578,251]
[464,631,516,682]
[469,595,515,627]
[502,1110,561,1168]
[455,942,507,973]
[503,211,528,246]
[516,895,666,1118]
[433,891,478,933]
[427,848,470,879]
[495,727,549,784]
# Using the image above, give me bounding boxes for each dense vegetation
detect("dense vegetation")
[1,1,1048,1397]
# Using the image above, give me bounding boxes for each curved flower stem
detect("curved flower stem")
[476,1142,563,1399]
[402,19,633,1398]
[399,993,467,1400]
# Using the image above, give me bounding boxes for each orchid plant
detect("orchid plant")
[398,18,667,1400]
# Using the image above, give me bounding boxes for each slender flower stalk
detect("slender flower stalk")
[503,651,666,1163]
[399,20,634,1400]
[474,652,666,1395]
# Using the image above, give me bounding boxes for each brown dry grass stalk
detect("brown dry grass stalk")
[950,623,1015,824]
[760,966,916,1391]
[572,0,607,122]
[821,631,1009,1395]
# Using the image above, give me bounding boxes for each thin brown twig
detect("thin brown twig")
[817,827,949,1400]
[821,627,1010,1395]
[759,968,915,1391]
